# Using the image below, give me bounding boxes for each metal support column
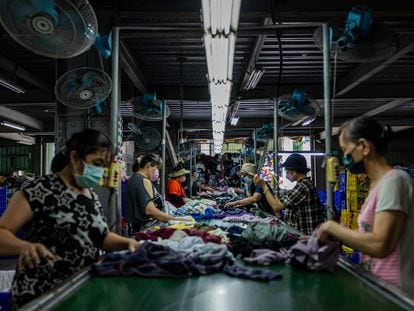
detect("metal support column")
[161,100,167,197]
[109,27,120,232]
[323,23,334,220]
[189,142,193,197]
[273,98,279,194]
[253,128,257,165]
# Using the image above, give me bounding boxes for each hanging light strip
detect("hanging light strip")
[202,0,241,153]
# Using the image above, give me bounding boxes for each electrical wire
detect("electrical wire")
[331,46,339,128]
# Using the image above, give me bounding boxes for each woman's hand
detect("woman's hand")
[224,201,238,208]
[18,242,56,271]
[126,238,140,252]
[317,221,337,242]
[253,174,264,186]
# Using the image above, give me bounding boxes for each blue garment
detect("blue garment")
[253,183,274,214]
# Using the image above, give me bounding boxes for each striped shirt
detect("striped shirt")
[358,169,414,297]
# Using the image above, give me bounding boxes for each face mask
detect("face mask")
[286,172,294,182]
[74,160,104,188]
[243,176,252,184]
[179,176,186,183]
[150,169,159,182]
[342,144,365,174]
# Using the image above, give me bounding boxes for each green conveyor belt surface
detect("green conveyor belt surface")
[53,263,404,311]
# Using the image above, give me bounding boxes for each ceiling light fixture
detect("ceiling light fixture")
[230,116,239,126]
[202,0,241,154]
[0,77,26,94]
[244,67,265,91]
[0,120,26,131]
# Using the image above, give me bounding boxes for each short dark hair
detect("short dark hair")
[340,116,394,154]
[52,129,112,172]
[132,154,162,172]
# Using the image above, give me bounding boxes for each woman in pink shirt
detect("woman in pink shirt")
[318,116,414,297]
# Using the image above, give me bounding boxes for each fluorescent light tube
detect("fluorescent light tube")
[230,116,239,126]
[1,120,26,131]
[0,77,26,94]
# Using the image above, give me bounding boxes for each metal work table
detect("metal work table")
[22,218,414,311]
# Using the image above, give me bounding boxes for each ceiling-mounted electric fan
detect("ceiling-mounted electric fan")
[277,88,321,126]
[0,0,98,59]
[55,67,112,109]
[313,5,399,63]
[127,92,171,122]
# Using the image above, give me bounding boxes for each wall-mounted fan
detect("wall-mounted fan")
[256,123,273,140]
[277,89,320,126]
[134,127,161,151]
[0,0,97,59]
[127,92,171,121]
[55,67,112,109]
[313,5,399,63]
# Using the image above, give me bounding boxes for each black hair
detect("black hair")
[52,129,112,172]
[50,151,66,173]
[340,116,394,154]
[132,154,162,172]
[67,128,112,158]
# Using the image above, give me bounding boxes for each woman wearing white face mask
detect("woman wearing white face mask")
[0,129,139,309]
[254,153,325,235]
[125,154,176,233]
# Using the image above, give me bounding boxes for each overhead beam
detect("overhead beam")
[319,98,413,139]
[335,36,414,97]
[119,39,148,95]
[0,54,51,93]
[0,132,35,144]
[0,105,44,130]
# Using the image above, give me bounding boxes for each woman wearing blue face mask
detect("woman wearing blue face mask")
[125,154,176,233]
[318,116,414,297]
[0,129,139,309]
[254,153,325,234]
[224,163,273,213]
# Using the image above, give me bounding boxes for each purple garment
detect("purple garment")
[243,229,340,271]
[288,232,340,271]
[223,264,282,281]
[93,242,282,281]
[244,249,289,265]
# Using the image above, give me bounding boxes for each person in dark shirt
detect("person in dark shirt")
[254,153,325,234]
[224,163,273,213]
[125,154,176,232]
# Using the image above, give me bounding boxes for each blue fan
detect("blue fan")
[0,0,97,58]
[128,92,171,121]
[55,67,111,109]
[277,89,320,126]
[313,5,398,63]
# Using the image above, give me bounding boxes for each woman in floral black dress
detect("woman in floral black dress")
[0,129,139,309]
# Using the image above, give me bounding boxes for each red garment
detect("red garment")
[166,179,186,207]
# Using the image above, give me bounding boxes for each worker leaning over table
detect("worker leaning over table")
[0,129,139,309]
[318,116,414,297]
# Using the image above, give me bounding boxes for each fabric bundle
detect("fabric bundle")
[93,241,282,281]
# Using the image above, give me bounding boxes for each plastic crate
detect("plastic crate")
[341,246,361,264]
[334,191,346,215]
[346,190,368,212]
[0,292,11,311]
[340,210,359,230]
[338,173,347,192]
[318,190,327,206]
[0,187,7,216]
[346,172,370,191]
